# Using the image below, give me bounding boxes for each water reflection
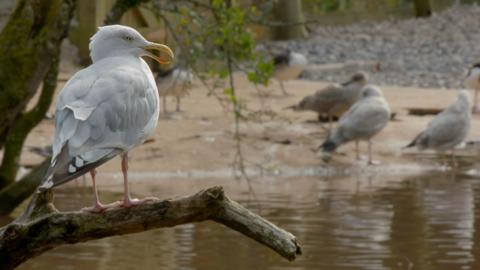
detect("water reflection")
[14,171,480,270]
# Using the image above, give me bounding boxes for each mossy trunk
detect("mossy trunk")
[0,57,58,187]
[0,159,49,215]
[414,0,432,17]
[0,0,76,189]
[271,0,308,40]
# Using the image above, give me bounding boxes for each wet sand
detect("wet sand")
[19,74,480,191]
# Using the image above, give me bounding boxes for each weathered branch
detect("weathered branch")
[0,186,301,269]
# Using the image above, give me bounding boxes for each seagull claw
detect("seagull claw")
[120,196,159,208]
[81,201,120,213]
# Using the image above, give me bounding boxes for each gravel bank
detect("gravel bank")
[273,5,480,89]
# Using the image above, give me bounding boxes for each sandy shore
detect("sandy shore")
[19,75,480,191]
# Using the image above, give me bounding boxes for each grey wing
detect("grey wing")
[39,65,157,191]
[337,98,390,141]
[312,85,346,113]
[422,112,469,149]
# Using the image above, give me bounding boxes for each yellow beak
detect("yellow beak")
[142,42,174,64]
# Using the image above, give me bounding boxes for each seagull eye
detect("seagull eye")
[124,36,134,41]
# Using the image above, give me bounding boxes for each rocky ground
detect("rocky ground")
[270,5,480,89]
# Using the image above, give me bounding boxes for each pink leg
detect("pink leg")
[279,80,289,96]
[162,96,167,114]
[355,140,360,160]
[120,152,156,207]
[367,140,380,165]
[473,90,478,113]
[176,96,181,112]
[82,169,109,213]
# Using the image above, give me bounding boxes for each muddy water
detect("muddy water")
[13,171,480,270]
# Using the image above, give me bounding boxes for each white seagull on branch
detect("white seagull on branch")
[156,67,194,113]
[37,25,174,212]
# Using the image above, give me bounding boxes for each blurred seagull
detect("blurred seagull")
[285,72,368,129]
[404,90,471,166]
[156,67,194,113]
[319,85,391,164]
[37,25,174,212]
[273,50,308,95]
[465,63,480,113]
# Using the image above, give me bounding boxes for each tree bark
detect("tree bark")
[414,0,432,18]
[0,57,58,187]
[0,0,76,188]
[104,0,150,25]
[0,186,301,270]
[271,0,308,40]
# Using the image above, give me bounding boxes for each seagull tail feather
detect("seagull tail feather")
[403,132,423,149]
[37,146,122,192]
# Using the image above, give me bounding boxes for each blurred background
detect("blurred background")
[2,0,480,269]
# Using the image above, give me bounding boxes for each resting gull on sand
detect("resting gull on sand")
[37,25,174,212]
[319,85,391,164]
[285,72,368,129]
[404,90,471,166]
[272,50,308,95]
[465,63,480,113]
[156,66,194,114]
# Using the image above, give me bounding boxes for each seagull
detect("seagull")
[285,72,368,129]
[37,25,174,212]
[319,85,391,164]
[155,67,194,114]
[404,90,471,166]
[273,50,308,95]
[464,63,480,113]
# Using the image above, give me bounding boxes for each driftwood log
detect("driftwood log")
[0,186,301,269]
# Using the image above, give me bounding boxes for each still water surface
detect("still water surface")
[13,171,480,270]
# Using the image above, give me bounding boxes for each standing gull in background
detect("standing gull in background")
[285,72,368,129]
[273,50,308,95]
[37,25,174,212]
[404,90,471,166]
[319,85,391,164]
[156,66,194,114]
[465,63,480,113]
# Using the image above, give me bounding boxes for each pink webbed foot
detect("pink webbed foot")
[368,160,381,166]
[120,196,159,208]
[81,201,122,213]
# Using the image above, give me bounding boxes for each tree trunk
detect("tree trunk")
[0,187,301,269]
[414,0,432,18]
[0,159,50,215]
[0,0,76,188]
[271,0,308,40]
[0,0,145,216]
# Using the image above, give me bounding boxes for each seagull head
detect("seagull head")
[342,71,368,87]
[359,85,383,99]
[89,25,174,64]
[465,63,480,90]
